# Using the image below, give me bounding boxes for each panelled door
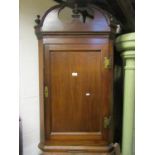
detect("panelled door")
[44,44,109,145]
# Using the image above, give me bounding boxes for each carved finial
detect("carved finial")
[35,15,41,26]
[116,24,121,34]
[72,3,79,14]
[109,14,113,22]
[72,3,80,18]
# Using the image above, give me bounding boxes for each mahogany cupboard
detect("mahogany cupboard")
[34,3,117,154]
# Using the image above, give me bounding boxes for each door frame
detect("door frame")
[43,43,113,144]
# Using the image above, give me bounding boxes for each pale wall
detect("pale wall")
[19,0,57,155]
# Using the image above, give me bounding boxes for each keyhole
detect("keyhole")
[72,72,78,77]
[86,93,90,96]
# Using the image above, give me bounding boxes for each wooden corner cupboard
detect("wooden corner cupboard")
[34,3,117,154]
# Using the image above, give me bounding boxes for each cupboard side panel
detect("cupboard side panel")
[38,40,45,143]
[109,39,114,143]
[101,39,114,143]
[44,46,52,139]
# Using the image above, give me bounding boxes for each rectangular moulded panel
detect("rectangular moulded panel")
[50,51,102,134]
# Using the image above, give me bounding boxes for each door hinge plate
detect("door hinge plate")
[104,57,112,69]
[44,86,48,98]
[104,116,111,129]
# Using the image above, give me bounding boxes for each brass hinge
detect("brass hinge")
[44,86,48,98]
[104,57,112,69]
[104,116,111,129]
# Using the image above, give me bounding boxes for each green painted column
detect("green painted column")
[115,33,135,155]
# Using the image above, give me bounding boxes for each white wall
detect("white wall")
[19,0,57,155]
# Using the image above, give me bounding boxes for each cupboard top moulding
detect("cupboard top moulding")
[34,4,118,38]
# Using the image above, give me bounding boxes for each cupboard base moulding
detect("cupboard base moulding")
[39,143,114,154]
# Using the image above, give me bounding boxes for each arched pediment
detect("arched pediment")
[35,4,117,36]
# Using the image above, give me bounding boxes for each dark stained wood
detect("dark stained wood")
[35,4,117,154]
